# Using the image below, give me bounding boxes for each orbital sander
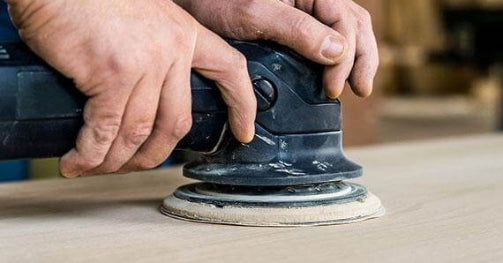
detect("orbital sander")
[0,40,384,226]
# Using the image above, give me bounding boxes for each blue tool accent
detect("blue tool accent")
[0,3,20,42]
[0,161,28,182]
[1,3,25,182]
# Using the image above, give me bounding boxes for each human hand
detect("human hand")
[5,0,256,177]
[174,0,378,98]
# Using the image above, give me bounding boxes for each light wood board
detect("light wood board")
[1,134,502,262]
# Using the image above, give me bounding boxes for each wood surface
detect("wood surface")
[1,134,502,262]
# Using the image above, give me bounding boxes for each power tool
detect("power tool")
[0,40,384,226]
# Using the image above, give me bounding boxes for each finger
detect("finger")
[119,60,192,172]
[323,20,357,98]
[192,25,256,143]
[59,83,130,178]
[245,1,347,65]
[83,74,163,175]
[348,7,379,97]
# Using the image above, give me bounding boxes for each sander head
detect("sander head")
[161,41,384,226]
[161,182,384,226]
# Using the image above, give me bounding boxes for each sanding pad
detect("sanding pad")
[161,182,384,227]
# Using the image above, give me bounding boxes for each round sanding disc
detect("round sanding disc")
[160,182,384,227]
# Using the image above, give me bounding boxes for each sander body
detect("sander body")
[0,41,384,226]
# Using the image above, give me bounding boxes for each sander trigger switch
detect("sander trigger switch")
[252,77,276,111]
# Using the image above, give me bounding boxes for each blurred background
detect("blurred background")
[1,0,502,182]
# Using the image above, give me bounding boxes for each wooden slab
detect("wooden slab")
[1,134,502,262]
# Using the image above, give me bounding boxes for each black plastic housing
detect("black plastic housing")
[0,41,361,186]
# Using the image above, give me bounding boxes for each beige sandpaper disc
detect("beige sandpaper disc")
[160,191,384,227]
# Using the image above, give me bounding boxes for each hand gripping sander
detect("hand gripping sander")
[0,40,384,226]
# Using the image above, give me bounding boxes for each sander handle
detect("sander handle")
[0,42,229,160]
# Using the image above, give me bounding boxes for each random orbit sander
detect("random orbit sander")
[0,40,384,226]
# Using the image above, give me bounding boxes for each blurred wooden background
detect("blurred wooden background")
[343,0,502,146]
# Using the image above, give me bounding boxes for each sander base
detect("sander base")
[161,182,384,227]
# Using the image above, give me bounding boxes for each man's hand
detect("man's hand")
[5,0,256,177]
[174,0,378,98]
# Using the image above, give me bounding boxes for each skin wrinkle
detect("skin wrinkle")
[16,3,56,43]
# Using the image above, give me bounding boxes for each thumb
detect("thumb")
[250,1,347,65]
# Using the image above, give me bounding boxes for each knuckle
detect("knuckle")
[170,114,193,140]
[293,15,318,44]
[219,49,248,70]
[123,123,153,147]
[105,52,139,76]
[239,0,262,20]
[88,117,121,146]
[234,51,247,65]
[232,51,248,71]
[357,9,372,26]
[171,23,192,43]
[168,16,197,48]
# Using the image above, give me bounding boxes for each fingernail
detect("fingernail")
[326,89,340,99]
[60,152,80,178]
[321,36,344,62]
[325,82,344,99]
[60,166,79,178]
[61,170,79,178]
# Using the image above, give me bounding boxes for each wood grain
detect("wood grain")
[1,134,502,262]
